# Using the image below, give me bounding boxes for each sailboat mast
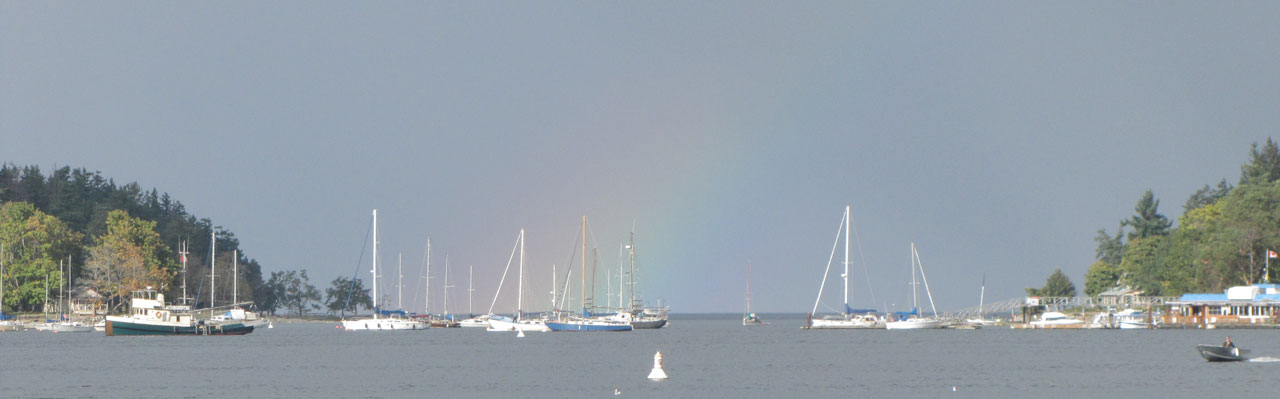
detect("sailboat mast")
[550,264,556,311]
[910,242,918,311]
[581,216,586,314]
[746,260,752,314]
[397,253,403,310]
[628,231,635,310]
[979,273,986,315]
[210,229,216,310]
[444,254,450,316]
[468,265,474,316]
[371,209,378,319]
[426,238,432,315]
[233,250,238,304]
[517,229,525,321]
[843,205,850,313]
[179,241,188,305]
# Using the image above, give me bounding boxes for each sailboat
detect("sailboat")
[885,243,944,330]
[341,210,427,331]
[49,258,93,332]
[0,244,24,332]
[486,229,549,332]
[807,205,884,329]
[964,273,993,327]
[458,265,488,327]
[743,260,762,326]
[623,230,668,329]
[546,216,633,332]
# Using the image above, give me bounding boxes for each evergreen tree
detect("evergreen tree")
[1123,190,1171,240]
[1240,138,1280,186]
[1027,268,1077,297]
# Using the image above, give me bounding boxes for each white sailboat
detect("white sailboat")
[486,229,549,332]
[885,243,944,330]
[965,274,994,326]
[808,205,884,329]
[458,265,488,327]
[341,209,427,331]
[743,260,762,326]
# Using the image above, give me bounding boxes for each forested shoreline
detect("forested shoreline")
[0,165,266,313]
[1028,139,1280,298]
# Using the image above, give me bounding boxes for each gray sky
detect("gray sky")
[4,2,1279,313]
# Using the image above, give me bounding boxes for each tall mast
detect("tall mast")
[746,260,752,314]
[371,209,378,319]
[910,242,918,311]
[517,228,525,321]
[979,273,986,315]
[550,264,556,311]
[426,238,432,315]
[628,231,636,310]
[397,253,403,310]
[179,241,188,304]
[619,244,624,310]
[210,228,216,310]
[233,249,238,304]
[444,254,451,315]
[843,205,850,314]
[468,265,474,316]
[581,216,587,314]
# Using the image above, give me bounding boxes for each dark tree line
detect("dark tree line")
[0,164,264,309]
[1071,138,1280,298]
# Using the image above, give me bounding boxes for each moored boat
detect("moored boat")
[545,314,633,332]
[341,210,427,331]
[105,288,254,336]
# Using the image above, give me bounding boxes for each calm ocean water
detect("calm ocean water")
[4,313,1279,398]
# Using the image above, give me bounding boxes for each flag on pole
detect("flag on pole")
[1269,250,1278,259]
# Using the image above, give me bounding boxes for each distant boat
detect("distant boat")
[808,206,884,329]
[743,260,762,326]
[341,210,427,331]
[1197,344,1249,362]
[964,274,993,327]
[485,229,548,333]
[1028,312,1083,327]
[622,230,668,329]
[885,243,944,330]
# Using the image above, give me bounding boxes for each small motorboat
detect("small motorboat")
[1196,344,1250,362]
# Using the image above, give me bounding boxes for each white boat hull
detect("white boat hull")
[810,316,883,329]
[486,318,549,332]
[885,318,943,330]
[342,318,427,331]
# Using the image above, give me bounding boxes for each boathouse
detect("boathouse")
[1165,284,1280,327]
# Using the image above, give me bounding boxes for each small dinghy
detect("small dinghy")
[1197,345,1249,362]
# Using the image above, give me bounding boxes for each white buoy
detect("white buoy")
[647,350,668,380]
[517,329,525,338]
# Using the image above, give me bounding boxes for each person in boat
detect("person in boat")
[1223,336,1234,348]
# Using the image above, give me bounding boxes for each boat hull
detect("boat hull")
[105,319,254,336]
[341,318,427,331]
[630,317,667,329]
[810,317,883,329]
[487,318,549,332]
[545,321,633,332]
[885,318,943,330]
[1197,345,1248,362]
